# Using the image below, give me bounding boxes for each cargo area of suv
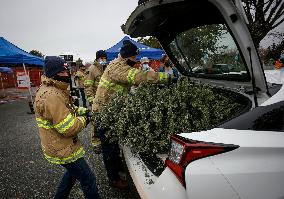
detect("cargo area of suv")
[119,1,284,199]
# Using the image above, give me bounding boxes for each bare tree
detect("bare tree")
[243,0,284,48]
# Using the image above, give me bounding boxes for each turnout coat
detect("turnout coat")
[34,76,87,164]
[92,56,171,113]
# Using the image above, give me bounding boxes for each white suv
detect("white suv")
[121,0,284,199]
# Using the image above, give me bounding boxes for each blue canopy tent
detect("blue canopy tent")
[0,67,12,97]
[0,37,44,66]
[0,67,13,73]
[0,37,44,105]
[106,36,165,61]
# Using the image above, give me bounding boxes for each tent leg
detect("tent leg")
[23,63,35,114]
[0,76,6,98]
[12,73,17,88]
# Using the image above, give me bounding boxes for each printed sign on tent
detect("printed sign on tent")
[17,72,30,88]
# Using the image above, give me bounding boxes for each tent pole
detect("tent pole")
[23,63,33,103]
[12,72,17,88]
[0,74,5,98]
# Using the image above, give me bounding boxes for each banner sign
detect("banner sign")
[17,72,30,88]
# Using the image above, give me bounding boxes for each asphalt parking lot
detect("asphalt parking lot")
[0,99,140,199]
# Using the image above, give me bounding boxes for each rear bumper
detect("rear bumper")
[123,146,188,199]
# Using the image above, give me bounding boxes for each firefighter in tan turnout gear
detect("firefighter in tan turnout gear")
[34,56,100,199]
[93,40,176,189]
[84,50,108,147]
[74,64,87,108]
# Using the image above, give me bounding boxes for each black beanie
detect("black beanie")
[44,56,68,78]
[120,40,139,58]
[96,50,107,60]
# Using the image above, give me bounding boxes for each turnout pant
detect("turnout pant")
[98,128,124,182]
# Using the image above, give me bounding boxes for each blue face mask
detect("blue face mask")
[99,60,107,66]
[142,64,149,70]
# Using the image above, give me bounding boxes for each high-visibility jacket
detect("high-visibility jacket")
[84,61,104,103]
[74,70,86,88]
[92,56,172,112]
[34,76,88,164]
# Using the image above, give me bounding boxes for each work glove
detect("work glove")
[76,107,89,116]
[77,108,92,127]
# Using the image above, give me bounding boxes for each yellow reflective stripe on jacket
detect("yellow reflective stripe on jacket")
[44,147,85,164]
[76,107,88,116]
[84,80,94,86]
[127,68,139,85]
[159,72,169,83]
[36,118,53,129]
[54,113,76,134]
[99,78,127,93]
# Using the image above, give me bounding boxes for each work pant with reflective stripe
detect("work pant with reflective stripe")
[55,158,101,199]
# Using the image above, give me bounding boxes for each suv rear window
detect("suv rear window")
[168,24,249,81]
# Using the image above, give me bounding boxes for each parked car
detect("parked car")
[121,0,284,199]
[211,64,231,73]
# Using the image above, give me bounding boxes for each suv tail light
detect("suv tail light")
[165,134,239,187]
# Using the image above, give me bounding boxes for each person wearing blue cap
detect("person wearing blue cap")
[92,40,176,189]
[34,56,101,199]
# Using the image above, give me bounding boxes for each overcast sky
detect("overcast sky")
[0,0,137,62]
[0,0,283,63]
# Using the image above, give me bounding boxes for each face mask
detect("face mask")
[99,60,107,66]
[53,74,71,83]
[126,59,137,67]
[142,64,149,70]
